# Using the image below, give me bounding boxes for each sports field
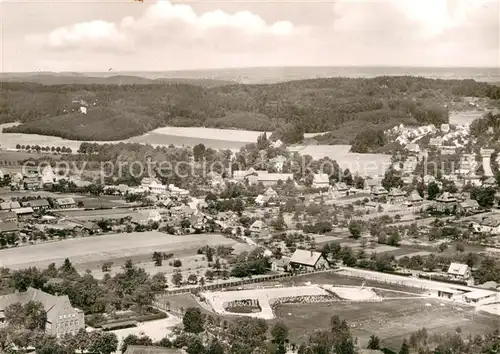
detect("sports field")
[0,231,235,270]
[274,298,499,350]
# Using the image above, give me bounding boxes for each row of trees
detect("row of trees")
[15,144,72,154]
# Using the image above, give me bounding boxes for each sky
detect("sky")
[0,0,499,72]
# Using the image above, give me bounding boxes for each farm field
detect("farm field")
[56,208,142,221]
[288,145,391,176]
[273,298,498,350]
[0,231,235,270]
[142,127,270,142]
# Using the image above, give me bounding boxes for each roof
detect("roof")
[313,173,330,184]
[257,173,293,182]
[334,182,349,191]
[273,256,290,268]
[0,287,73,324]
[436,192,457,203]
[408,191,423,202]
[447,263,469,276]
[459,200,480,209]
[0,211,17,221]
[22,199,50,208]
[56,198,76,206]
[124,346,185,354]
[464,289,497,300]
[13,207,34,215]
[0,222,19,233]
[388,188,405,196]
[250,220,267,230]
[290,249,323,267]
[0,202,21,210]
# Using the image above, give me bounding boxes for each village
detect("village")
[0,117,500,353]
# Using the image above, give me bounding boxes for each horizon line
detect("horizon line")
[2,65,500,74]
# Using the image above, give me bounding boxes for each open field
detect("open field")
[288,145,391,176]
[274,298,498,350]
[142,127,269,142]
[56,208,142,221]
[0,231,235,270]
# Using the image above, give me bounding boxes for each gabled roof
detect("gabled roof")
[447,263,469,276]
[436,192,457,203]
[313,173,330,184]
[0,287,74,324]
[22,199,50,208]
[408,191,423,202]
[0,211,17,221]
[13,207,34,215]
[0,222,19,233]
[56,198,76,205]
[290,249,323,267]
[0,202,21,210]
[459,200,479,209]
[388,188,405,196]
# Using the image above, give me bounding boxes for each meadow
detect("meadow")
[0,231,235,270]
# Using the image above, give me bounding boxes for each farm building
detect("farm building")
[0,211,17,223]
[0,287,84,337]
[333,182,349,197]
[458,200,480,214]
[13,207,34,219]
[251,172,294,186]
[264,187,278,197]
[271,257,290,272]
[313,173,330,188]
[54,198,77,209]
[21,199,50,212]
[289,249,329,271]
[249,220,269,237]
[387,188,405,204]
[0,222,19,238]
[0,202,21,211]
[447,263,472,281]
[434,192,457,212]
[371,186,388,198]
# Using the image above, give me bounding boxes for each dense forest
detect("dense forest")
[1,76,499,141]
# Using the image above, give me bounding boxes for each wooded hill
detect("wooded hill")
[1,76,499,141]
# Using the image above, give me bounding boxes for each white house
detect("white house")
[249,220,268,236]
[141,177,167,195]
[447,263,472,281]
[289,249,329,271]
[313,173,330,188]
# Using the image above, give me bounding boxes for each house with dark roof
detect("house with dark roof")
[289,249,329,271]
[0,211,17,224]
[387,188,406,204]
[435,192,457,212]
[54,198,77,209]
[0,287,84,337]
[21,199,50,212]
[0,222,19,238]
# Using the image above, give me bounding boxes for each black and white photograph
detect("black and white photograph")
[0,0,499,353]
